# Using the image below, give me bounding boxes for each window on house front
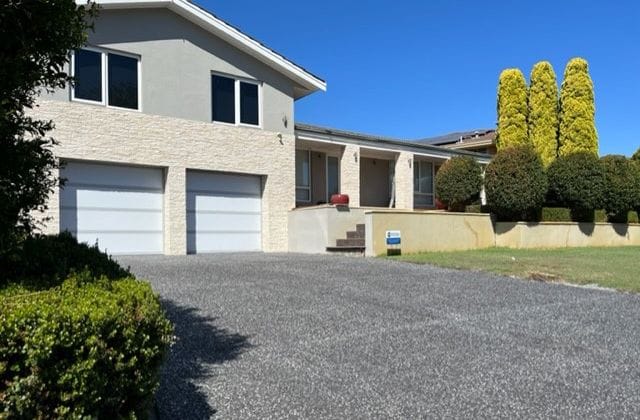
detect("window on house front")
[212,75,235,124]
[107,53,138,109]
[414,160,434,207]
[240,81,259,125]
[72,48,140,110]
[73,49,102,102]
[296,150,311,202]
[211,75,261,126]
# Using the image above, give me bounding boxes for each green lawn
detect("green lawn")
[391,247,640,292]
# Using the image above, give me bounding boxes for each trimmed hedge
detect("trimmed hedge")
[0,232,130,289]
[485,146,548,221]
[547,152,605,212]
[538,208,638,223]
[435,156,483,211]
[601,155,640,222]
[0,273,173,418]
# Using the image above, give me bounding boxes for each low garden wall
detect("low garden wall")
[364,211,640,256]
[495,222,640,248]
[364,211,494,256]
[288,205,366,253]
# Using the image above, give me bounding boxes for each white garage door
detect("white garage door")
[187,171,262,253]
[60,161,164,254]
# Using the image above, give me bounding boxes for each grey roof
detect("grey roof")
[419,129,495,145]
[295,123,492,160]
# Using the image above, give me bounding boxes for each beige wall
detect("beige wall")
[288,206,366,253]
[364,211,494,256]
[34,100,294,254]
[495,222,640,248]
[340,145,360,207]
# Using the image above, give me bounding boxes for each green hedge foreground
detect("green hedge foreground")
[0,273,173,419]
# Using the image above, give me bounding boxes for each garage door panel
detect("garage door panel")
[186,171,262,253]
[76,232,163,255]
[60,162,164,255]
[187,171,261,195]
[62,208,163,232]
[62,188,164,211]
[188,232,261,253]
[187,193,261,213]
[189,212,261,232]
[62,162,163,190]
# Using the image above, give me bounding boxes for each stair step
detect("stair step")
[336,238,365,247]
[346,230,364,239]
[326,246,365,254]
[356,224,365,235]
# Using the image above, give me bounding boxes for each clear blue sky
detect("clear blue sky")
[202,0,639,156]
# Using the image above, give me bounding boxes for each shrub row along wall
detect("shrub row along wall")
[364,211,640,256]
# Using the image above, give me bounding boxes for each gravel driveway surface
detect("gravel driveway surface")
[119,253,640,419]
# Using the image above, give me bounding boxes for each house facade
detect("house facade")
[37,0,490,255]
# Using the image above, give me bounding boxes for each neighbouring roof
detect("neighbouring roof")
[295,123,492,162]
[77,0,326,98]
[418,129,496,146]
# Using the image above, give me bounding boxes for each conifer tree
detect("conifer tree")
[558,58,598,156]
[496,69,529,149]
[528,61,559,166]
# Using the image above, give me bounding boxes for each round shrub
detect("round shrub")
[0,273,173,418]
[601,155,640,222]
[435,156,483,211]
[547,152,605,211]
[485,146,548,220]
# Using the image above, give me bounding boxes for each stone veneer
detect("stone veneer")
[33,100,295,254]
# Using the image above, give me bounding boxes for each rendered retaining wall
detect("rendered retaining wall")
[495,222,640,248]
[364,211,495,256]
[288,206,366,253]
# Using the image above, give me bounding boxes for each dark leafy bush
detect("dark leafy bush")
[547,152,605,211]
[435,156,483,211]
[464,204,491,214]
[0,232,130,289]
[0,273,173,418]
[632,147,640,163]
[485,146,548,221]
[601,155,640,222]
[540,207,572,222]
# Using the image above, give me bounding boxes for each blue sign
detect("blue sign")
[386,230,401,246]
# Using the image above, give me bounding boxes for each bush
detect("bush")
[435,156,483,211]
[485,146,548,221]
[547,152,605,212]
[0,273,173,418]
[601,155,640,222]
[0,232,130,289]
[540,207,572,222]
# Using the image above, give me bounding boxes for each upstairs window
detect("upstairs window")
[212,74,261,127]
[73,49,102,102]
[72,48,140,111]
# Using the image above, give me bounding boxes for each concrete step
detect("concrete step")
[346,230,364,239]
[336,238,365,247]
[326,246,365,255]
[356,224,365,235]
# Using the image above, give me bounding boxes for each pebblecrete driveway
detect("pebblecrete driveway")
[119,253,640,419]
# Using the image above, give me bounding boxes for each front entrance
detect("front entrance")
[296,149,340,206]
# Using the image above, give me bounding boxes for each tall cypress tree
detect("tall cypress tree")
[558,58,598,156]
[496,69,529,150]
[528,61,559,166]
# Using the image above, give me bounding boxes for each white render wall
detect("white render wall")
[35,100,294,254]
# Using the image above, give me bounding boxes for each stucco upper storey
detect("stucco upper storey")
[50,0,326,133]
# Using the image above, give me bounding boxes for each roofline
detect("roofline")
[295,123,493,163]
[78,0,327,97]
[445,138,494,149]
